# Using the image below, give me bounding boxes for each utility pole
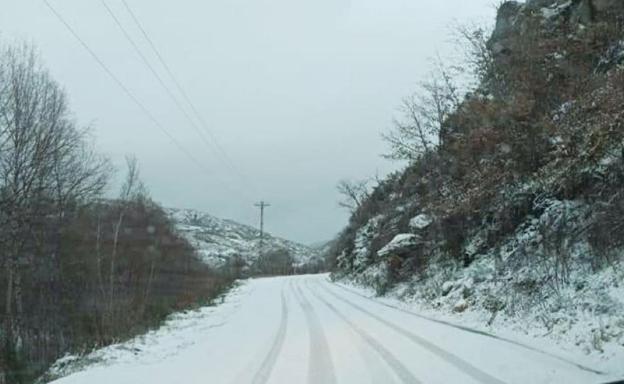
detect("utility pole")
[254,201,271,258]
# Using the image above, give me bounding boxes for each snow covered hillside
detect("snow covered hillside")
[328,0,624,373]
[166,208,322,270]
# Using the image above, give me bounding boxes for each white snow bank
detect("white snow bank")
[45,283,247,381]
[337,257,624,378]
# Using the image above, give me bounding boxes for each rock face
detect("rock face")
[489,2,522,56]
[491,1,523,40]
[490,0,624,59]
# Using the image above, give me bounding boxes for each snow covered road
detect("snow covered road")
[52,274,612,384]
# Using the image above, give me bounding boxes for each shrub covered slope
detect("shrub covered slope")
[330,0,624,364]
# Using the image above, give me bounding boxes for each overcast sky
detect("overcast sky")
[1,0,495,244]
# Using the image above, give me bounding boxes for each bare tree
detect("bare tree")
[452,23,496,87]
[0,43,74,344]
[383,71,459,162]
[108,155,146,322]
[0,42,111,359]
[52,129,111,215]
[383,23,497,163]
[337,179,370,212]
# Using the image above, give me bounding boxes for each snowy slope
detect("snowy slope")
[48,274,622,384]
[166,208,321,269]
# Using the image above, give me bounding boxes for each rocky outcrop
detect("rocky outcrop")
[490,0,624,59]
[377,234,422,258]
[409,214,433,230]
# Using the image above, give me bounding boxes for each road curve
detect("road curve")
[51,274,610,384]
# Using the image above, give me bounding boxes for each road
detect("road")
[53,274,609,384]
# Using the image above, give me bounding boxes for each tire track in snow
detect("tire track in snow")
[306,283,422,384]
[330,280,605,375]
[303,280,399,384]
[318,282,507,384]
[250,287,289,384]
[293,283,337,384]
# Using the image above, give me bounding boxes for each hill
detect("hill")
[167,208,323,271]
[329,0,624,369]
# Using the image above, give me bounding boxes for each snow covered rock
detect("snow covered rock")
[441,281,454,296]
[377,234,421,257]
[409,214,433,230]
[461,278,475,298]
[453,299,469,313]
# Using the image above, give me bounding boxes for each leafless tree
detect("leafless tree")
[0,42,110,359]
[108,155,146,321]
[337,179,370,212]
[0,41,232,380]
[383,67,461,162]
[383,22,497,164]
[452,23,496,87]
[52,129,111,216]
[0,43,72,342]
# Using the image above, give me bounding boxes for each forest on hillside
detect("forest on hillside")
[0,43,233,384]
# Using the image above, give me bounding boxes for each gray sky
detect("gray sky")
[1,0,495,244]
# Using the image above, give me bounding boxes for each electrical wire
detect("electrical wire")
[100,0,223,163]
[43,0,251,198]
[119,0,254,190]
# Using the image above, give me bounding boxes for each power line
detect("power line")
[98,1,255,201]
[254,201,271,258]
[43,0,216,178]
[100,0,223,164]
[40,0,259,203]
[119,0,253,189]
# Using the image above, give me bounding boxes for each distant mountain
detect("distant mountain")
[166,208,321,269]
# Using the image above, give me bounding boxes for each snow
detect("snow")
[167,208,321,268]
[338,255,624,379]
[334,190,624,377]
[346,215,384,270]
[441,281,455,296]
[46,284,247,381]
[540,1,573,20]
[47,274,622,384]
[408,214,432,230]
[377,234,420,257]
